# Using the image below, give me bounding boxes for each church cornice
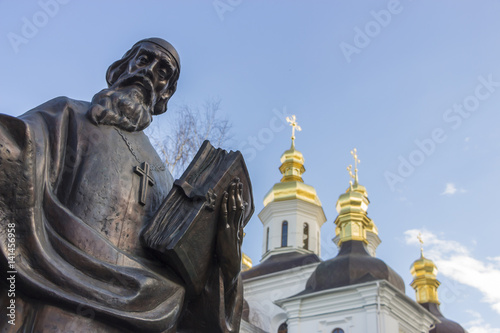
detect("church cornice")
[275,280,439,331]
[258,198,326,226]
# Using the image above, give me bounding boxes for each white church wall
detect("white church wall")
[243,262,319,332]
[276,281,437,333]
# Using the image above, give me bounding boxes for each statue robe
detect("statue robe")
[0,97,242,332]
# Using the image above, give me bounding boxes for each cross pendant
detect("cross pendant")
[134,162,155,205]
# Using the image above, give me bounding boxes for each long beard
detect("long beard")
[86,85,153,132]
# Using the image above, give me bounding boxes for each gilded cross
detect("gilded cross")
[347,148,360,185]
[286,115,302,147]
[134,162,155,205]
[417,232,424,257]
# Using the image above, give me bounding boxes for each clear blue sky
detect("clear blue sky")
[1,1,499,331]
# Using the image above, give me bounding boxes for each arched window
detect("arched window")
[332,328,344,333]
[278,322,288,333]
[303,223,309,250]
[317,231,320,253]
[266,227,270,252]
[281,221,288,247]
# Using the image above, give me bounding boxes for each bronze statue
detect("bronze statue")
[0,38,253,332]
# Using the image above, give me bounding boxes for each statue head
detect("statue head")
[106,38,181,115]
[88,38,181,132]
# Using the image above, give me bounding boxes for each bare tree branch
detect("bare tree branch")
[147,98,233,178]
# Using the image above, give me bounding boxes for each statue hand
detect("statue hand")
[217,178,246,284]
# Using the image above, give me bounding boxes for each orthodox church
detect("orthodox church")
[240,117,466,333]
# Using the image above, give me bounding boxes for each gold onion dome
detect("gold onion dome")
[242,253,253,272]
[304,148,405,294]
[410,253,440,304]
[334,149,378,247]
[410,235,466,333]
[263,116,321,207]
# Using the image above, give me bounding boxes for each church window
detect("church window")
[266,227,270,252]
[303,223,309,250]
[278,322,287,333]
[281,221,288,247]
[317,231,320,253]
[332,329,344,333]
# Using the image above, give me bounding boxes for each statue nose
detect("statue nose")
[136,66,156,87]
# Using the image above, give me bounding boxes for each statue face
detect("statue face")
[118,42,178,109]
[89,41,179,131]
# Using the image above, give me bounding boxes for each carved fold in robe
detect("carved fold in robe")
[0,97,242,332]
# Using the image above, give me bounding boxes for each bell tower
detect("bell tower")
[258,116,326,261]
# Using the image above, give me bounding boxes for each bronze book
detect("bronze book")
[141,140,254,295]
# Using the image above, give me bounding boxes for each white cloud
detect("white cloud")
[487,256,500,267]
[465,310,500,333]
[441,183,457,195]
[441,182,466,195]
[468,324,500,333]
[405,229,500,316]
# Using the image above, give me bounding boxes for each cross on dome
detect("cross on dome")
[417,232,424,257]
[286,115,302,148]
[347,148,360,186]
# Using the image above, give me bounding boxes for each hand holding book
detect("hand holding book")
[141,141,254,296]
[217,178,247,286]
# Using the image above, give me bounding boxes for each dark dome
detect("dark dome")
[303,241,405,294]
[242,252,320,280]
[421,303,466,333]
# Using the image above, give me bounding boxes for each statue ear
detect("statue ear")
[106,59,128,87]
[154,82,177,115]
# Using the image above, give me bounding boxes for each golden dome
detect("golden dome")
[279,145,305,182]
[242,253,253,271]
[410,254,440,304]
[334,182,378,246]
[263,143,322,207]
[334,149,378,246]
